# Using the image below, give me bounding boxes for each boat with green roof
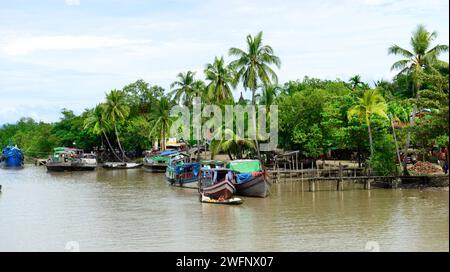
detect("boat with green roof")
[46,147,97,172]
[226,159,271,198]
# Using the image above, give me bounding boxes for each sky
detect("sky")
[0,0,448,124]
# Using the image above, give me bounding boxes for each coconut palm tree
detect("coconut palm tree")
[389,25,448,173]
[204,56,235,104]
[149,97,173,151]
[349,75,365,90]
[229,31,281,104]
[388,24,448,98]
[229,31,281,159]
[84,104,122,161]
[169,71,196,106]
[256,85,280,108]
[210,127,256,160]
[104,89,130,161]
[348,89,388,158]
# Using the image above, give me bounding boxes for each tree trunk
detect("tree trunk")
[402,105,417,176]
[227,150,234,161]
[390,117,402,175]
[367,120,374,158]
[103,131,123,162]
[114,124,126,162]
[251,88,261,161]
[162,124,166,151]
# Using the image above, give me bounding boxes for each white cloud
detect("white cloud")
[65,0,80,6]
[1,35,151,56]
[0,0,448,124]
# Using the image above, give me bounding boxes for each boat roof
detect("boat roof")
[159,150,178,156]
[226,160,262,172]
[201,167,233,172]
[201,160,224,165]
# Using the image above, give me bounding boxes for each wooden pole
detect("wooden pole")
[309,179,315,192]
[337,162,343,191]
[301,162,303,192]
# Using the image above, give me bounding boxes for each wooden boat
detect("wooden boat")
[143,150,178,172]
[102,162,142,169]
[165,153,201,186]
[1,145,24,168]
[226,160,271,198]
[198,168,242,204]
[46,147,97,172]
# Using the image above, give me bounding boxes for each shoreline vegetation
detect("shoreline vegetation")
[1,26,449,179]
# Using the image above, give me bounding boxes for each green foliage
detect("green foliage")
[0,26,447,173]
[0,118,60,158]
[368,133,397,176]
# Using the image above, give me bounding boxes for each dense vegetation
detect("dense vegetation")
[1,26,448,174]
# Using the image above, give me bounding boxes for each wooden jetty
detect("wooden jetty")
[269,151,400,191]
[35,159,47,166]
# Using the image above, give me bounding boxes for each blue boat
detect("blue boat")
[1,146,24,168]
[165,153,201,186]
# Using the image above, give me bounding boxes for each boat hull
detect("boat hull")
[143,163,167,172]
[201,179,236,200]
[103,163,142,169]
[46,162,96,172]
[166,175,200,186]
[235,174,271,198]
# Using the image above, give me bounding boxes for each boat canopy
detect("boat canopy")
[2,146,23,157]
[226,160,262,173]
[159,150,178,156]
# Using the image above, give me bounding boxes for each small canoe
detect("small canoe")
[199,194,243,205]
[102,162,143,169]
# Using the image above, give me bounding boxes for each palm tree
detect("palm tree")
[84,104,122,161]
[349,75,364,90]
[229,31,281,104]
[348,89,388,158]
[388,24,448,98]
[149,97,173,151]
[210,127,256,160]
[229,31,281,159]
[104,90,130,161]
[388,25,448,173]
[256,85,280,109]
[169,71,196,106]
[204,56,235,104]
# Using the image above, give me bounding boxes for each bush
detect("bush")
[368,134,397,176]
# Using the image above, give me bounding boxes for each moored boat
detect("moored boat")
[198,167,241,204]
[143,150,178,172]
[46,147,97,172]
[102,162,142,169]
[226,160,271,198]
[1,145,24,168]
[165,153,201,186]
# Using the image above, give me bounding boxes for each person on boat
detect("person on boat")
[225,170,233,184]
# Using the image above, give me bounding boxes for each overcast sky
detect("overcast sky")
[0,0,448,124]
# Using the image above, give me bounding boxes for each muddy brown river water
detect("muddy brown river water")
[0,165,448,251]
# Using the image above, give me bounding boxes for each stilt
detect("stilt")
[309,179,316,192]
[337,162,344,191]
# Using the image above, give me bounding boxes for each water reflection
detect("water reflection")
[0,165,448,251]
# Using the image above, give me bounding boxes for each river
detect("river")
[0,165,448,251]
